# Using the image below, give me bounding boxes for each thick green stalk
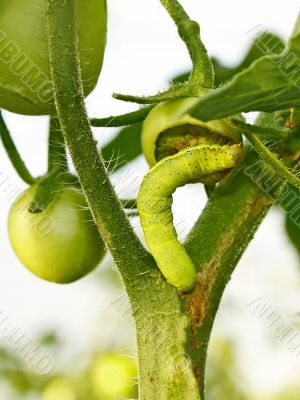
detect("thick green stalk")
[183,149,279,395]
[46,2,201,399]
[46,0,146,280]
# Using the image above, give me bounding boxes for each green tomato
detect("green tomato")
[91,353,138,399]
[0,0,107,116]
[8,185,105,283]
[141,97,243,185]
[142,97,242,167]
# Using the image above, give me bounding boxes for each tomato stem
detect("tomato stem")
[243,129,300,189]
[0,110,36,185]
[160,0,214,88]
[204,184,216,198]
[28,174,62,213]
[91,105,154,127]
[48,117,68,175]
[46,0,143,269]
[112,83,204,104]
[232,119,290,139]
[112,0,214,105]
[46,2,204,399]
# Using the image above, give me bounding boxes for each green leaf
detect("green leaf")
[101,123,142,171]
[189,18,300,121]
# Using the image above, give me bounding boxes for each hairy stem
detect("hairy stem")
[113,83,202,105]
[46,2,201,399]
[160,0,214,88]
[243,130,300,189]
[47,0,143,280]
[91,105,154,127]
[113,0,213,104]
[48,116,68,174]
[184,149,282,396]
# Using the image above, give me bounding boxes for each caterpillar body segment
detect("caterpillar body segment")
[137,144,242,293]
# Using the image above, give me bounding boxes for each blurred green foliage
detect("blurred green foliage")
[1,334,300,399]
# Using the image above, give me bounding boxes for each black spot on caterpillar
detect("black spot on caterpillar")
[137,144,242,293]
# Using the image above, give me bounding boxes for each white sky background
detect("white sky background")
[0,0,300,397]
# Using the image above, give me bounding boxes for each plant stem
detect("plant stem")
[160,0,214,88]
[204,184,215,198]
[46,2,285,400]
[46,2,201,399]
[46,0,141,275]
[243,130,300,189]
[120,198,137,209]
[0,110,36,185]
[113,0,214,105]
[113,83,202,105]
[47,116,68,174]
[183,149,282,396]
[91,105,154,127]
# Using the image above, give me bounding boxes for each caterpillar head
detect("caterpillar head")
[142,97,243,184]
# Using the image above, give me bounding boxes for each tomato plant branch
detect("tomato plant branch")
[113,0,213,104]
[47,116,68,174]
[183,148,283,396]
[0,110,36,185]
[243,130,300,189]
[112,83,202,104]
[91,105,154,127]
[46,2,202,399]
[120,198,137,209]
[204,184,215,198]
[46,0,144,276]
[160,0,214,88]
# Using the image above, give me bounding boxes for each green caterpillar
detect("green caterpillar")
[137,98,243,293]
[138,144,242,293]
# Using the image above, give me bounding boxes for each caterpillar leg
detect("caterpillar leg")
[137,144,242,293]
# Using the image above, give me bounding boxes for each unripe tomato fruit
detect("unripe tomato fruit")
[8,185,105,283]
[0,0,107,116]
[141,97,243,185]
[91,353,138,400]
[142,97,242,168]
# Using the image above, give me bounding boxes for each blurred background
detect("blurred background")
[0,0,300,398]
